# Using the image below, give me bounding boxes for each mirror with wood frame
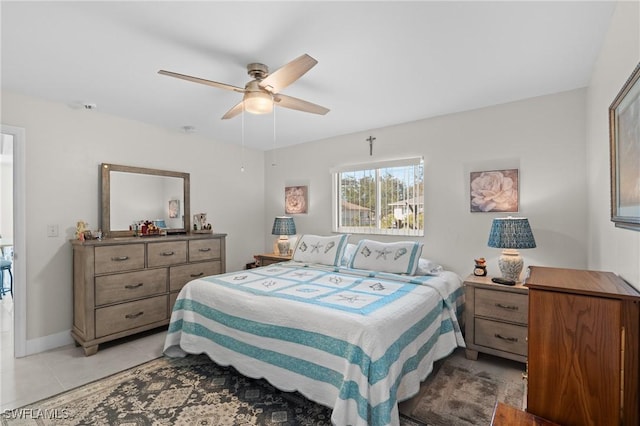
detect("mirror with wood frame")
[100,163,190,237]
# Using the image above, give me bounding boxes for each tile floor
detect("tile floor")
[0,296,166,411]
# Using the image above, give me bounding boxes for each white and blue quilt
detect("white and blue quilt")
[164,262,465,426]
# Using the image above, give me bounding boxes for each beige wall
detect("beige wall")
[586,1,640,290]
[1,91,265,346]
[264,89,589,280]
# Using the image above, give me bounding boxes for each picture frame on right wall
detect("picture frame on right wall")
[609,62,640,231]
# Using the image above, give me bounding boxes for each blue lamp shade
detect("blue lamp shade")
[272,216,296,236]
[487,217,536,249]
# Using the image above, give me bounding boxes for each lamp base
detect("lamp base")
[277,236,290,256]
[498,249,524,282]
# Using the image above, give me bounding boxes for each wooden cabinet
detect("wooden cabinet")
[253,253,291,267]
[525,266,640,426]
[71,233,226,356]
[464,275,528,363]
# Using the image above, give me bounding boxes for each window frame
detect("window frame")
[331,157,424,236]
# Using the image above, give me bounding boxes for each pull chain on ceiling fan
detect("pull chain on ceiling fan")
[158,54,329,119]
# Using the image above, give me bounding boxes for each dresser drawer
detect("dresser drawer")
[147,241,187,267]
[95,244,145,274]
[189,239,221,262]
[170,261,222,291]
[95,295,168,338]
[474,318,528,356]
[95,268,168,306]
[475,288,528,324]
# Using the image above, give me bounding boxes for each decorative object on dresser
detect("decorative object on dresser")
[271,216,296,255]
[253,253,291,267]
[609,61,640,231]
[525,266,640,426]
[71,233,226,356]
[463,274,528,363]
[487,217,536,282]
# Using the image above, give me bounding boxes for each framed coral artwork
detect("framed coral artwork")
[470,169,519,213]
[285,185,308,214]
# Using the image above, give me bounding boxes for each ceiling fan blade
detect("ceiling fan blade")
[158,70,245,93]
[221,101,245,120]
[273,94,329,115]
[259,54,317,93]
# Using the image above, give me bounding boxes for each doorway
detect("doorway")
[1,125,26,358]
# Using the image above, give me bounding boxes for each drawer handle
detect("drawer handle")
[124,283,143,289]
[496,303,518,311]
[111,256,129,261]
[198,248,211,252]
[161,251,175,256]
[495,333,518,343]
[190,272,204,278]
[125,311,144,319]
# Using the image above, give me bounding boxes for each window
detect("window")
[332,157,424,236]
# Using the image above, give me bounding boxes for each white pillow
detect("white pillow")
[348,239,423,275]
[415,258,443,276]
[292,234,350,266]
[341,243,357,266]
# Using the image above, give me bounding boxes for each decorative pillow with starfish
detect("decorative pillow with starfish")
[291,234,350,266]
[348,239,423,275]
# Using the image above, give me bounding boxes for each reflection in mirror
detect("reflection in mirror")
[101,164,190,237]
[110,172,184,229]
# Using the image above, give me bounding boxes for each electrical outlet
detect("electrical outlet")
[47,224,58,237]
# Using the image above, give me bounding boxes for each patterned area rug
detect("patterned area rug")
[1,354,421,425]
[400,355,526,426]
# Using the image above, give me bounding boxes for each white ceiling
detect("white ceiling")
[1,1,615,151]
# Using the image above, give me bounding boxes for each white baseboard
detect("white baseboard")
[25,329,74,356]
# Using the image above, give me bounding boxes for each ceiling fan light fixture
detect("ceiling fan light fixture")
[243,91,273,114]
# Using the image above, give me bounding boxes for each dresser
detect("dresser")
[71,233,226,355]
[463,274,528,363]
[526,266,639,426]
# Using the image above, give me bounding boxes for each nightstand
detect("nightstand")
[463,274,528,363]
[253,253,292,267]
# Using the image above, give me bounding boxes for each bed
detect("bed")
[164,235,465,426]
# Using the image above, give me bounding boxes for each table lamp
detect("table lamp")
[272,216,296,256]
[487,217,536,282]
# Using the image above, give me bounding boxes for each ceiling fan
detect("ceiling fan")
[158,54,329,120]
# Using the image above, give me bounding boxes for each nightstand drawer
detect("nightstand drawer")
[475,318,528,356]
[475,288,528,324]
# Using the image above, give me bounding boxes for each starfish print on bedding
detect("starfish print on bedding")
[310,242,323,253]
[262,280,278,288]
[337,294,364,304]
[375,248,392,260]
[233,275,248,281]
